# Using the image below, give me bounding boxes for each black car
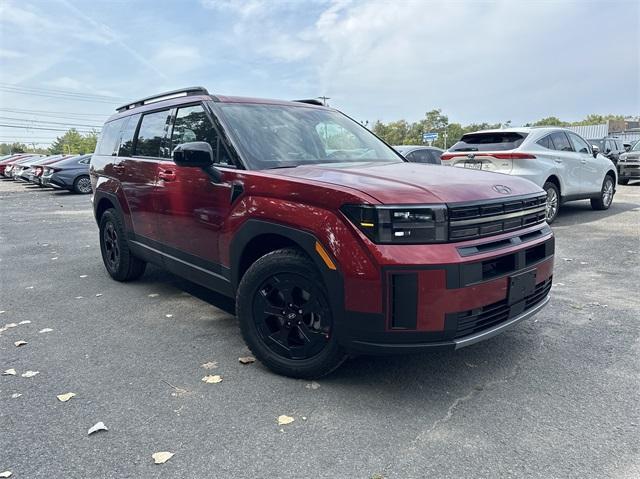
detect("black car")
[588,137,626,166]
[393,145,443,164]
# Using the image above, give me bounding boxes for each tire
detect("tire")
[618,178,629,185]
[99,209,146,281]
[73,175,92,194]
[236,248,348,378]
[591,175,615,211]
[543,181,560,224]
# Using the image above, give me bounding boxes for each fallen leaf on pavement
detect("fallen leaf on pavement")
[11,393,22,399]
[51,257,58,260]
[305,381,320,390]
[201,361,217,369]
[0,471,12,478]
[238,356,256,364]
[148,293,159,298]
[95,293,103,297]
[2,369,16,376]
[165,314,173,318]
[25,286,34,289]
[75,296,83,299]
[57,392,76,402]
[80,275,88,278]
[21,371,39,378]
[39,328,53,333]
[88,422,108,435]
[201,375,223,384]
[278,415,295,425]
[18,320,31,325]
[152,451,174,464]
[562,258,573,262]
[14,340,27,347]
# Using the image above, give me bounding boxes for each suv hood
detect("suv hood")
[273,162,543,204]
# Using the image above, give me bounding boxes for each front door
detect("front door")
[549,131,582,195]
[153,103,235,268]
[568,132,601,194]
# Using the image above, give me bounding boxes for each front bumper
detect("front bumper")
[619,163,640,179]
[339,228,554,354]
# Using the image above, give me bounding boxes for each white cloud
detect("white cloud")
[0,48,24,59]
[45,76,85,91]
[152,45,203,72]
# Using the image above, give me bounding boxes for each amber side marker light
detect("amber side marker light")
[315,241,336,270]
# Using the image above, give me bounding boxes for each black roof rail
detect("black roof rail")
[116,86,210,113]
[292,99,324,106]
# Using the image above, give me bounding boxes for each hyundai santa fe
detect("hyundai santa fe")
[441,127,617,223]
[90,87,554,378]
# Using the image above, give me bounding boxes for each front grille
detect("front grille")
[448,193,547,241]
[452,276,552,339]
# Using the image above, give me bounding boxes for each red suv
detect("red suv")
[91,87,554,378]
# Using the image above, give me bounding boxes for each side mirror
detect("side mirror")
[623,143,631,152]
[173,141,214,168]
[172,141,222,183]
[591,145,600,158]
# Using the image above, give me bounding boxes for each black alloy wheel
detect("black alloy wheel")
[252,272,331,360]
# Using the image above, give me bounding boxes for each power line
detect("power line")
[0,116,102,128]
[0,124,99,133]
[0,107,110,118]
[0,87,121,105]
[0,82,129,101]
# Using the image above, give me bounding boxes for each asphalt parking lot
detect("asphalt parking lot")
[1,180,639,479]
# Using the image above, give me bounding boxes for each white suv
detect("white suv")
[441,127,617,223]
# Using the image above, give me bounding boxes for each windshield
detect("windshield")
[216,103,402,169]
[632,141,640,152]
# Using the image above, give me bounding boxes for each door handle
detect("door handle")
[554,159,562,163]
[112,164,125,173]
[159,169,176,181]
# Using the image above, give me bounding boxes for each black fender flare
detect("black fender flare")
[230,220,346,332]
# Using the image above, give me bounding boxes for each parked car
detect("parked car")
[41,154,92,193]
[617,140,640,185]
[28,155,74,185]
[14,156,48,182]
[3,155,43,179]
[0,154,37,177]
[441,128,617,223]
[91,87,554,378]
[393,145,443,164]
[587,137,626,168]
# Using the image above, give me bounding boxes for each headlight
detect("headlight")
[341,204,448,244]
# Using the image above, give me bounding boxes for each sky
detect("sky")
[0,0,638,147]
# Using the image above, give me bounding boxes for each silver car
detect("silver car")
[441,127,618,223]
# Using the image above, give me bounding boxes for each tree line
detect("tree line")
[371,111,628,150]
[0,112,629,157]
[0,128,98,156]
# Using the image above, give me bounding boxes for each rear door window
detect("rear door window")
[134,110,171,158]
[568,133,591,154]
[450,132,527,152]
[170,105,231,165]
[406,149,431,163]
[550,132,573,152]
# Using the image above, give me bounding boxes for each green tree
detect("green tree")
[0,142,27,155]
[49,129,98,155]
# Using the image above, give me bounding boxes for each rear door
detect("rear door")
[152,103,234,266]
[117,110,169,239]
[549,131,581,195]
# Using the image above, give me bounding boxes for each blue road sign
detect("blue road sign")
[422,132,438,142]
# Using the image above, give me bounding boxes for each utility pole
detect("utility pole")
[317,96,330,106]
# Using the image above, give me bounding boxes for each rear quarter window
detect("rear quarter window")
[451,132,527,152]
[95,118,126,156]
